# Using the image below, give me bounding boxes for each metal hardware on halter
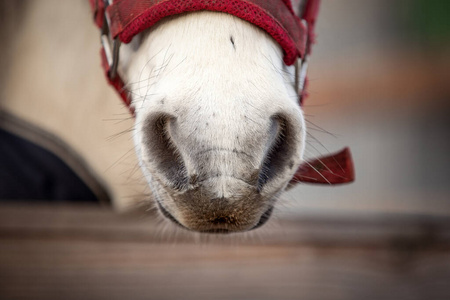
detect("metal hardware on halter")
[295,19,309,105]
[100,0,120,79]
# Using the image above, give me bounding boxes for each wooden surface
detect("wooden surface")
[0,202,449,300]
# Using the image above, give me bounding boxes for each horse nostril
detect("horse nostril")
[143,113,188,190]
[257,115,296,191]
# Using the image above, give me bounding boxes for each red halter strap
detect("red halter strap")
[89,0,317,109]
[291,147,354,185]
[95,0,308,65]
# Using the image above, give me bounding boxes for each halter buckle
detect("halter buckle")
[100,0,120,79]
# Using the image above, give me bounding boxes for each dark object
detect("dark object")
[0,128,98,202]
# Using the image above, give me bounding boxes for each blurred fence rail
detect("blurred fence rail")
[0,202,449,300]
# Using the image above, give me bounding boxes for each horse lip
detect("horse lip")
[156,200,187,230]
[156,200,274,233]
[201,228,231,234]
[249,205,274,230]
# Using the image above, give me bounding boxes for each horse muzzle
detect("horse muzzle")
[138,110,304,232]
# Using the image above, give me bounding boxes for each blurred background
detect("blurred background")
[284,0,450,217]
[0,1,449,299]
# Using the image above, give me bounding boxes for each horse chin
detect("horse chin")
[155,195,275,234]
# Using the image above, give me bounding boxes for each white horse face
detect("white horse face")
[121,12,305,233]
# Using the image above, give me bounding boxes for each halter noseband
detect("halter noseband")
[90,0,355,185]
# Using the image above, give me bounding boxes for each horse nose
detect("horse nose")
[142,112,301,192]
[141,113,189,190]
[141,112,303,232]
[256,115,301,191]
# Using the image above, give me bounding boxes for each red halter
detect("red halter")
[89,0,355,185]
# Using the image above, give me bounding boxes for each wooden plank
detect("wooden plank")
[1,202,449,246]
[0,202,449,300]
